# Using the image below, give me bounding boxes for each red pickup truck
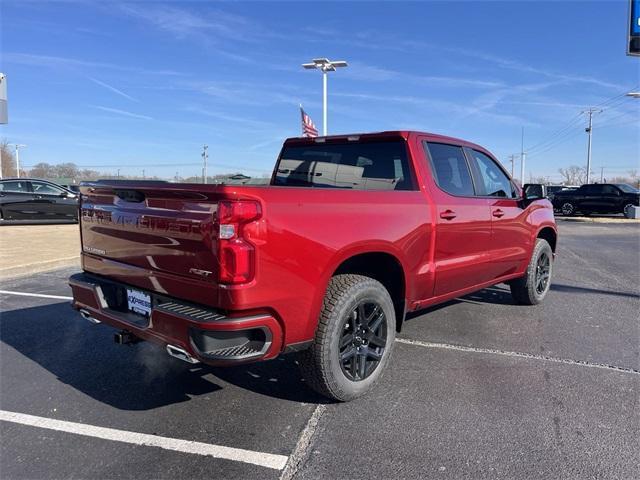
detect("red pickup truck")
[69,131,557,401]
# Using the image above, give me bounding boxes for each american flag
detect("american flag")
[300,105,318,138]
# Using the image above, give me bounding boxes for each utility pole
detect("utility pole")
[508,154,516,178]
[117,168,120,179]
[582,108,602,184]
[600,167,604,183]
[202,145,208,184]
[142,169,145,179]
[520,127,526,185]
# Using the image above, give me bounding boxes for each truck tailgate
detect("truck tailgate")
[80,182,222,285]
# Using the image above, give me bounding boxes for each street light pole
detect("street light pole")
[302,58,348,136]
[9,143,26,178]
[322,71,328,136]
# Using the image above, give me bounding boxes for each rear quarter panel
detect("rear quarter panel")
[231,186,433,345]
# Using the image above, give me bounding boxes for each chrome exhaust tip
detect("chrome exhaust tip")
[79,309,101,324]
[166,344,199,364]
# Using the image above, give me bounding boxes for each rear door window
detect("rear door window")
[274,140,415,190]
[0,181,30,193]
[423,142,475,196]
[584,185,603,195]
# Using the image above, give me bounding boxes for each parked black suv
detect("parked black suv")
[0,178,79,223]
[552,183,640,216]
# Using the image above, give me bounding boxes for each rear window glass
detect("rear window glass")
[424,142,475,196]
[274,141,415,190]
[0,181,29,193]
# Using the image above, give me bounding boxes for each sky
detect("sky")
[1,0,639,181]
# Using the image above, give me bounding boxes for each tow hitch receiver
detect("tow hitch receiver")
[114,330,141,345]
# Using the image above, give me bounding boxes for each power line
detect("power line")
[525,86,637,156]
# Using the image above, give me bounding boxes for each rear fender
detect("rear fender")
[302,241,409,341]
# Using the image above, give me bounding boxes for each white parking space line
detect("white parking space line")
[0,290,73,301]
[396,338,640,375]
[0,410,289,470]
[280,404,326,480]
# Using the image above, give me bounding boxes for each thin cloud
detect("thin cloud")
[4,52,185,77]
[87,76,138,102]
[91,105,152,120]
[343,61,505,89]
[119,4,258,43]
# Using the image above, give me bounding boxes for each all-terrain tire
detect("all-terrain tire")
[510,238,553,305]
[298,274,396,402]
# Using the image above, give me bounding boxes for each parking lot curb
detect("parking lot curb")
[0,256,80,281]
[556,217,640,224]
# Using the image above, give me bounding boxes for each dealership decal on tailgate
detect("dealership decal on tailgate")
[127,289,151,317]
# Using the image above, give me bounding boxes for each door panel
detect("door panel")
[0,180,37,219]
[487,199,530,277]
[422,141,493,297]
[465,148,529,278]
[29,181,75,219]
[432,197,492,295]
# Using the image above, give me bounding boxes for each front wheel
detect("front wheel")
[510,239,553,305]
[623,203,634,217]
[298,274,396,401]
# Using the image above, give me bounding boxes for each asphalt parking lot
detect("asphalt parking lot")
[1,221,638,479]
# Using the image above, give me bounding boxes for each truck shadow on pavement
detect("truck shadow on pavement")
[405,282,640,323]
[0,302,327,410]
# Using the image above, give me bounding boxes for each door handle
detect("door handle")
[440,210,457,220]
[492,209,505,218]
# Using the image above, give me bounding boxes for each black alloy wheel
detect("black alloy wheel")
[535,250,551,295]
[339,301,387,381]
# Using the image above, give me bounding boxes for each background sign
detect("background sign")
[629,0,640,56]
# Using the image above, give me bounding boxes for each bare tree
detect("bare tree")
[29,162,57,178]
[558,165,587,185]
[530,176,549,185]
[1,140,17,177]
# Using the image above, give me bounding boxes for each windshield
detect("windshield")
[615,184,639,193]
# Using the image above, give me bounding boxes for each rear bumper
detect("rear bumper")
[68,272,283,366]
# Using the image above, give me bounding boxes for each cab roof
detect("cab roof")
[283,130,489,152]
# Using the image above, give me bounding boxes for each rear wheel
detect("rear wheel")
[510,239,553,305]
[561,202,575,216]
[298,274,395,401]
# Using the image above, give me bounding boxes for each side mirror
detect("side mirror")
[60,191,75,198]
[523,184,547,201]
